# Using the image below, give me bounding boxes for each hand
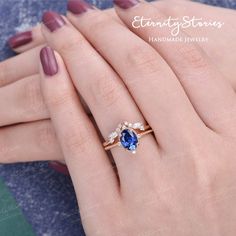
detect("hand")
[39,0,236,235]
[1,0,236,164]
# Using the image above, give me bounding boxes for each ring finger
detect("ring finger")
[41,11,159,193]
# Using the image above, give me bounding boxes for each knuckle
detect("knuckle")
[87,14,109,37]
[37,121,57,148]
[46,89,73,110]
[63,123,94,155]
[90,73,123,108]
[178,44,208,70]
[126,45,160,77]
[22,77,46,116]
[58,34,84,55]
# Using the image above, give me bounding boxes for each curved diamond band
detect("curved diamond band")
[103,121,153,154]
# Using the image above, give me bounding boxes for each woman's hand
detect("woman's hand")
[1,0,236,164]
[39,0,236,235]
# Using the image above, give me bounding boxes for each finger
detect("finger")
[7,25,45,53]
[4,0,185,53]
[0,73,90,126]
[0,120,63,164]
[114,0,236,135]
[153,0,236,91]
[39,47,119,218]
[41,10,160,191]
[66,0,203,151]
[0,74,48,126]
[6,8,120,55]
[3,0,153,53]
[0,46,42,87]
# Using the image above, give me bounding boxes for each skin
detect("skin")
[39,0,236,235]
[0,0,236,163]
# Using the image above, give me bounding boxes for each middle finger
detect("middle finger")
[66,0,205,152]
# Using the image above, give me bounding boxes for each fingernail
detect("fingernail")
[49,161,70,175]
[40,46,59,76]
[42,11,66,32]
[113,0,139,9]
[67,0,94,15]
[8,31,32,49]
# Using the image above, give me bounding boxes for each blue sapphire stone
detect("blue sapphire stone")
[120,129,138,151]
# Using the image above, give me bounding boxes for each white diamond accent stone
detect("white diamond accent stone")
[140,126,145,131]
[108,131,118,143]
[133,122,144,130]
[133,122,141,128]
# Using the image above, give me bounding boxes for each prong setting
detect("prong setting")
[106,121,145,153]
[104,121,153,153]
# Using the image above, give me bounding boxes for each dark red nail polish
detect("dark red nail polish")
[49,161,70,175]
[40,46,59,76]
[67,0,94,15]
[8,31,32,49]
[113,0,139,9]
[42,11,66,32]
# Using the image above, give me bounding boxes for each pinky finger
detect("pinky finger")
[8,24,45,53]
[0,120,63,164]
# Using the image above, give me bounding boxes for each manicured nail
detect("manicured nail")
[113,0,139,9]
[40,46,59,76]
[49,161,69,175]
[67,0,94,15]
[42,11,66,32]
[8,31,32,49]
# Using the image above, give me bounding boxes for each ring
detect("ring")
[103,121,153,154]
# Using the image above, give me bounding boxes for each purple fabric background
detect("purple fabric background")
[0,0,235,235]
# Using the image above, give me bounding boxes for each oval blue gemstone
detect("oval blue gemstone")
[120,129,138,151]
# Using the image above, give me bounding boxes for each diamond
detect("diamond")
[133,122,141,128]
[108,131,118,143]
[133,122,144,130]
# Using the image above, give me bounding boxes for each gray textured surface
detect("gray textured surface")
[0,0,235,236]
[0,162,85,236]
